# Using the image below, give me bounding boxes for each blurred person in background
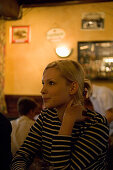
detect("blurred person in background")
[89,84,113,170]
[89,84,113,135]
[11,97,38,156]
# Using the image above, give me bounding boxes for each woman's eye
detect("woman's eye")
[49,81,55,85]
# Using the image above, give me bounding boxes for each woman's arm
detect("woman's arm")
[51,111,109,169]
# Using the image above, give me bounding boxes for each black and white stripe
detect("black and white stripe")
[11,108,109,170]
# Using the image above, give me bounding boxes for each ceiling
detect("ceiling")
[0,0,113,20]
[17,0,113,7]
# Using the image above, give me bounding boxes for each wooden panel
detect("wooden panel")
[5,95,43,119]
[0,0,20,18]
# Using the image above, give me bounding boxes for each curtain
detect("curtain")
[0,19,7,114]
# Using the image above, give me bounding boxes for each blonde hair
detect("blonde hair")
[44,60,91,105]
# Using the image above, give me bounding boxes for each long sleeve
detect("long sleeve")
[50,111,109,169]
[11,109,109,170]
[11,113,44,170]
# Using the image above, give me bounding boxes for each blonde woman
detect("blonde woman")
[11,60,109,169]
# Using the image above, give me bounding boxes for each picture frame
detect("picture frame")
[81,12,104,30]
[11,26,30,43]
[78,41,113,81]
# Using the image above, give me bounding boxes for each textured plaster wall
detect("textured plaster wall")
[5,2,113,94]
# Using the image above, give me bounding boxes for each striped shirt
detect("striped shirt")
[11,108,109,170]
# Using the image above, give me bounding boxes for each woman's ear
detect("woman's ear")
[69,81,78,95]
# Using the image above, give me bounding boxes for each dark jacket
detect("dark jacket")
[0,112,12,170]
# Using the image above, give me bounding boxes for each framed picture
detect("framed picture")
[81,12,104,30]
[11,26,30,43]
[78,41,113,80]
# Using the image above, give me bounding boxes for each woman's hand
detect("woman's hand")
[63,99,87,123]
[59,99,87,135]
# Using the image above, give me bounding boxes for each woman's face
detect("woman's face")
[41,68,72,109]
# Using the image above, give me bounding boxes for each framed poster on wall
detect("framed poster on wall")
[81,12,104,30]
[11,26,30,43]
[78,41,113,80]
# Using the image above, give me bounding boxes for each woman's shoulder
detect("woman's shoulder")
[87,109,108,125]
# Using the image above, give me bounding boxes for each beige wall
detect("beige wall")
[5,2,113,95]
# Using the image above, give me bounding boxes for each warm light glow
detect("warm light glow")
[103,57,113,63]
[80,45,89,50]
[56,46,72,57]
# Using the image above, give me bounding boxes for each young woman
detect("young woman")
[11,60,109,169]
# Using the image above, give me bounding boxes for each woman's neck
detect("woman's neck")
[57,104,67,122]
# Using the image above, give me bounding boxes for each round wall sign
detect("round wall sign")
[46,28,65,42]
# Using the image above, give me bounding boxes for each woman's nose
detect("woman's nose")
[41,85,47,94]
